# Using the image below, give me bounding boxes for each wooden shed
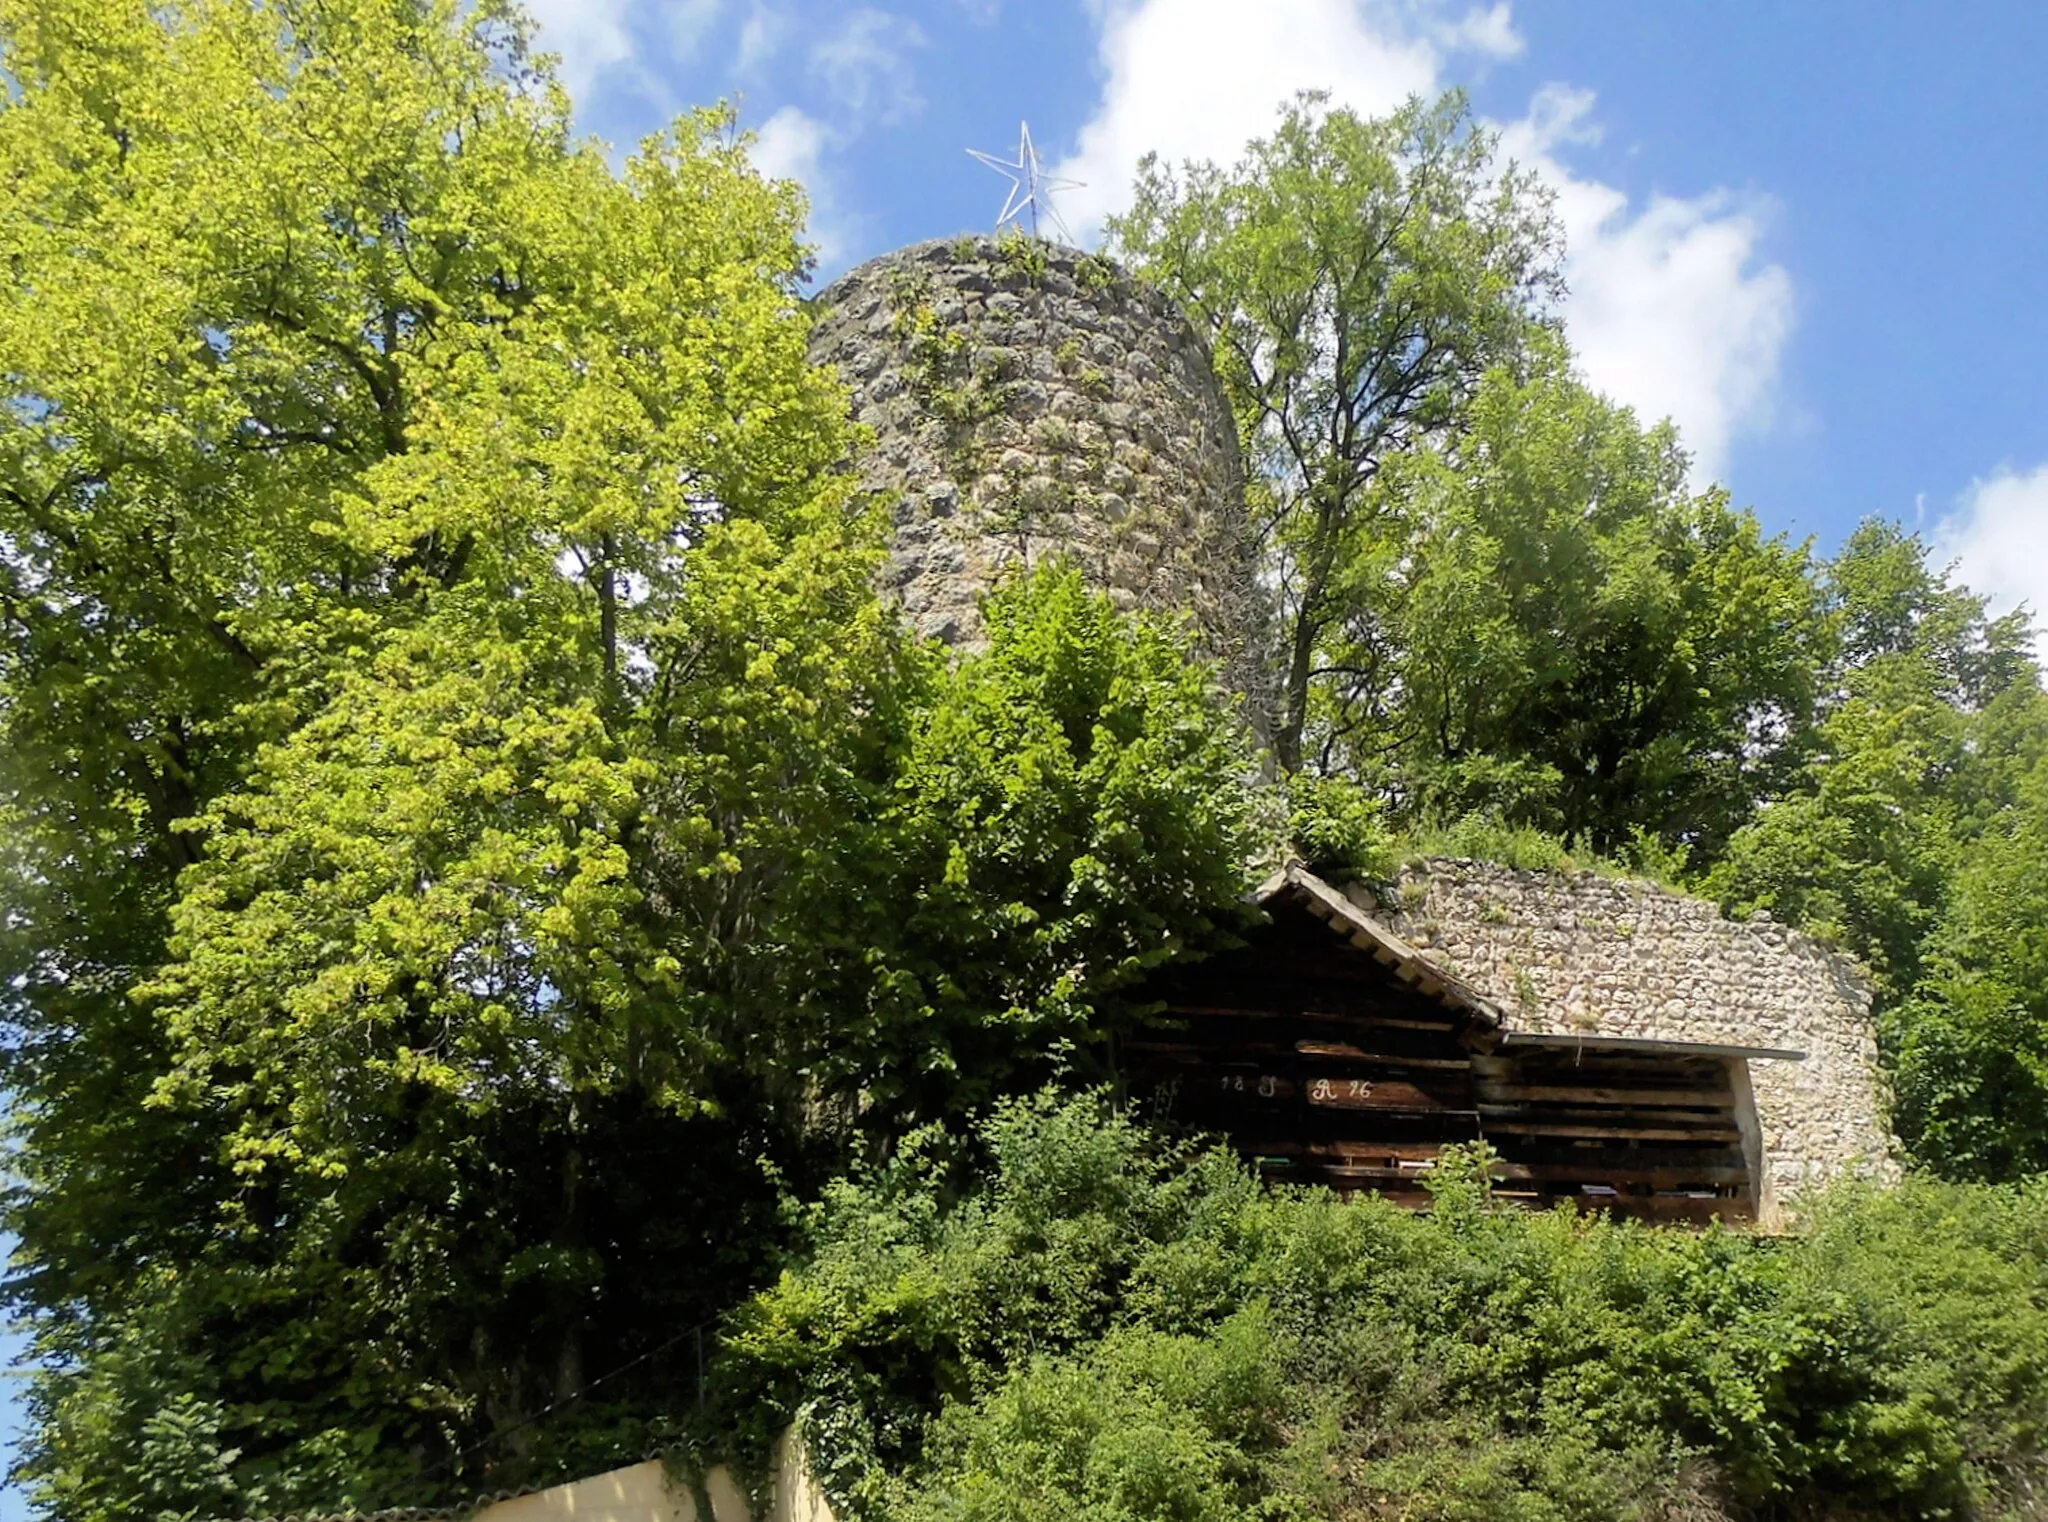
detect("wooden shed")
[1127,865,1797,1224]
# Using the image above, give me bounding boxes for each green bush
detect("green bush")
[707,1095,2048,1521]
[1389,811,1695,892]
[1286,773,1396,881]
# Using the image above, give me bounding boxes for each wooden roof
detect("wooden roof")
[1253,863,1508,1045]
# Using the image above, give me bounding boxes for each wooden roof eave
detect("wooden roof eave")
[1499,1032,1807,1062]
[1253,863,1509,1050]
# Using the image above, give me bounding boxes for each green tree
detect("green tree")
[1344,358,1827,855]
[1889,746,2048,1179]
[1109,96,1825,862]
[1107,91,1562,773]
[1706,521,2048,1174]
[0,0,888,1510]
[2,8,1265,1506]
[814,567,1265,1132]
[1707,523,2043,992]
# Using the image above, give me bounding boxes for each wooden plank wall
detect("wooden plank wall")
[1132,910,1755,1224]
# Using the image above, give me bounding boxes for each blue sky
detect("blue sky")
[535,0,2048,640]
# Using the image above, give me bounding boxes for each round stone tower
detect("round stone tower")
[807,235,1266,708]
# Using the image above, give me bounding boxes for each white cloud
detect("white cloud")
[1501,85,1793,483]
[808,8,928,126]
[749,105,861,268]
[1436,2,1521,59]
[1053,0,1441,242]
[526,0,721,106]
[1936,465,2048,652]
[1056,0,1795,484]
[524,0,637,102]
[735,2,791,73]
[750,103,828,183]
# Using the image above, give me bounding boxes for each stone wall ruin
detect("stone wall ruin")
[1360,860,1899,1211]
[805,235,1267,712]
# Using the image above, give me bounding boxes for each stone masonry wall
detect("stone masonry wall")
[806,236,1268,713]
[1361,860,1899,1208]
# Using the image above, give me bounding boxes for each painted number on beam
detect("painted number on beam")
[1220,1074,1289,1099]
[1306,1077,1444,1111]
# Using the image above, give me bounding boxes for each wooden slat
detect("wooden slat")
[1512,1162,1749,1188]
[1504,1033,1804,1062]
[1136,1036,1467,1067]
[1499,1142,1752,1172]
[1482,1120,1743,1143]
[1304,1077,1459,1112]
[1271,1163,1429,1184]
[1301,1013,1458,1033]
[1153,1029,1472,1071]
[1171,1024,1474,1057]
[1250,1142,1747,1190]
[1471,1083,1735,1109]
[1162,1001,1464,1036]
[1127,1055,1474,1092]
[1155,983,1474,1028]
[1477,1104,1733,1125]
[1475,1052,1731,1078]
[1247,1139,1458,1164]
[1195,1072,1295,1101]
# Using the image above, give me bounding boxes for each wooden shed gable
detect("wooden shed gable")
[1129,866,1782,1224]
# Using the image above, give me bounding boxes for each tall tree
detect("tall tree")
[1707,522,2048,1175]
[1707,523,2042,992]
[2,10,1267,1511]
[1107,91,1562,771]
[1349,358,1828,855]
[0,0,875,1510]
[1887,743,2048,1179]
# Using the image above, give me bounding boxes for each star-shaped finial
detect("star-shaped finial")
[967,121,1083,244]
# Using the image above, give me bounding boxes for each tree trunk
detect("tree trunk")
[553,1128,587,1404]
[1278,605,1317,773]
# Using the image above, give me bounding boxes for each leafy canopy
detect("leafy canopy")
[1110,94,1827,863]
[0,0,1243,1514]
[0,0,911,1509]
[1345,355,1826,855]
[1707,522,2048,1173]
[1109,91,1562,773]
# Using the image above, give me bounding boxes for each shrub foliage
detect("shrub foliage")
[713,1094,2048,1522]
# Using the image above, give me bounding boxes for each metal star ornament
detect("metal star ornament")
[967,121,1083,244]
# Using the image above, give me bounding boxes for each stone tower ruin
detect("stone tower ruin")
[806,235,1267,708]
[805,240,1896,1224]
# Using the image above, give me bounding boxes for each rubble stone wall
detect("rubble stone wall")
[1362,860,1899,1208]
[806,235,1268,715]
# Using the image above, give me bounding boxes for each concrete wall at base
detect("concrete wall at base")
[471,1430,834,1522]
[1357,859,1900,1209]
